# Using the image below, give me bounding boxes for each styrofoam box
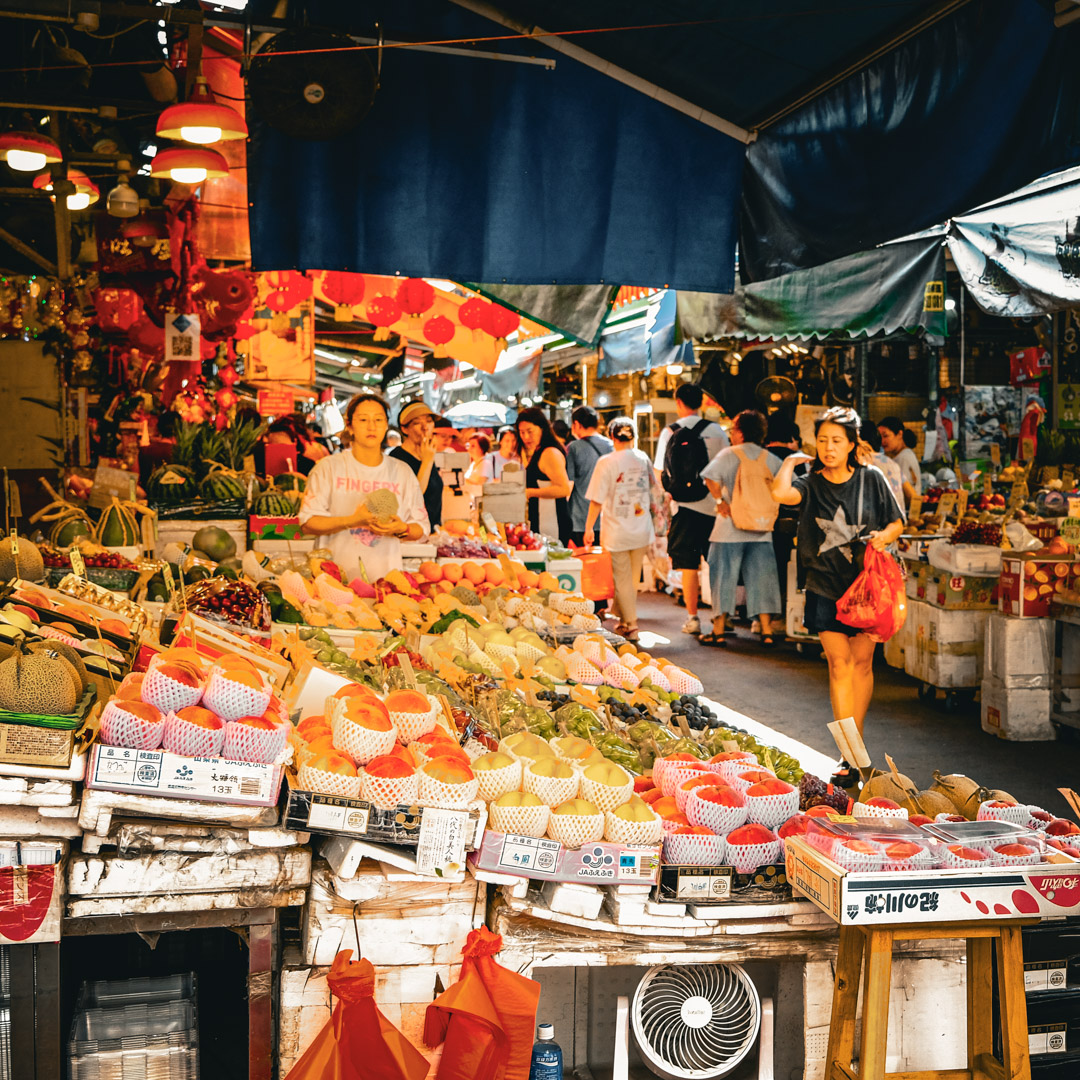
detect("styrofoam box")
[985,612,1053,688]
[883,610,913,670]
[906,644,979,688]
[918,603,990,655]
[980,674,1055,741]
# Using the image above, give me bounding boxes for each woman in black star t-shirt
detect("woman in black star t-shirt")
[772,407,903,781]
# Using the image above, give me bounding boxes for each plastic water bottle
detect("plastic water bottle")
[528,1023,563,1080]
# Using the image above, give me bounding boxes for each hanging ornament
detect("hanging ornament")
[93,287,144,333]
[322,271,366,322]
[458,297,488,342]
[366,294,402,342]
[191,264,255,337]
[263,270,312,332]
[396,277,435,322]
[424,314,455,358]
[479,303,520,352]
[218,363,239,387]
[215,386,238,411]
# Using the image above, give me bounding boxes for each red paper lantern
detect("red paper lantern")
[216,386,238,411]
[366,294,402,341]
[396,277,435,318]
[92,287,143,333]
[218,363,239,387]
[264,270,312,314]
[423,314,455,358]
[322,271,366,321]
[458,297,488,332]
[479,302,520,351]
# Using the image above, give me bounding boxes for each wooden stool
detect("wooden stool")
[824,919,1037,1080]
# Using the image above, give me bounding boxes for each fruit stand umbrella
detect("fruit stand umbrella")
[441,401,516,428]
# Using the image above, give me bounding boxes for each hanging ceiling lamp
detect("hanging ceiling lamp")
[156,76,247,144]
[0,131,62,173]
[32,168,99,210]
[150,146,228,184]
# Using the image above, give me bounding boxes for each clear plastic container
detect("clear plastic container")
[78,973,195,1009]
[72,1002,194,1041]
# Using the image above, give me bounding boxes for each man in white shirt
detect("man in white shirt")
[653,383,729,634]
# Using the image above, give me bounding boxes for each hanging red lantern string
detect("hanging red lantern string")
[321,271,367,322]
[366,294,402,341]
[264,270,312,331]
[479,302,520,353]
[458,297,488,342]
[423,314,455,358]
[396,277,435,323]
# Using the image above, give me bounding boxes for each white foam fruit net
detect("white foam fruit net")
[744,789,800,830]
[711,754,759,781]
[523,767,580,808]
[140,666,204,714]
[976,802,1030,826]
[418,772,479,810]
[474,759,522,802]
[829,843,885,873]
[390,703,438,744]
[675,776,726,815]
[580,773,634,813]
[883,846,936,872]
[570,613,601,631]
[100,700,165,751]
[162,711,225,758]
[546,812,605,849]
[660,764,712,798]
[202,670,272,722]
[987,845,1042,867]
[222,721,289,765]
[663,666,704,695]
[360,770,419,809]
[724,837,782,874]
[409,738,459,767]
[664,832,726,866]
[333,714,398,765]
[852,801,909,822]
[515,641,547,667]
[604,810,663,846]
[486,642,518,665]
[686,791,748,833]
[489,801,550,838]
[297,762,361,799]
[729,770,777,794]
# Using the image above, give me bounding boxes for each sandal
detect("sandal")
[699,632,726,647]
[760,634,775,648]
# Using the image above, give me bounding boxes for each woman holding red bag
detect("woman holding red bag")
[772,407,903,783]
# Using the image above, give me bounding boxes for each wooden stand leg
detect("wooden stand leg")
[994,925,1032,1080]
[826,925,865,1080]
[966,936,993,1075]
[858,929,895,1080]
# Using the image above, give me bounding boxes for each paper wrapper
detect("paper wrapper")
[222,720,289,765]
[298,762,361,799]
[360,770,419,810]
[390,704,438,744]
[162,711,225,758]
[203,670,272,722]
[853,802,909,822]
[987,845,1043,867]
[686,792,748,833]
[333,714,398,766]
[604,810,663,845]
[547,811,605,849]
[100,700,165,751]
[140,665,203,714]
[724,837,782,874]
[580,773,634,813]
[523,766,580,808]
[475,759,522,802]
[830,843,885,873]
[976,802,1030,827]
[418,773,479,810]
[663,832,726,866]
[744,789,800,830]
[659,763,711,798]
[939,847,991,870]
[489,801,550,838]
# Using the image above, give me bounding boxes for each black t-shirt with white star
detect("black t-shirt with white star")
[793,466,902,600]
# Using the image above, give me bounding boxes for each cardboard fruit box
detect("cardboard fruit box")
[654,862,791,905]
[469,828,661,886]
[786,835,1080,925]
[999,555,1079,618]
[916,565,998,610]
[249,515,308,543]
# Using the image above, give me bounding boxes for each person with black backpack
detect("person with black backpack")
[653,383,729,634]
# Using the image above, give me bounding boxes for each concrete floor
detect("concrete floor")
[634,592,1080,814]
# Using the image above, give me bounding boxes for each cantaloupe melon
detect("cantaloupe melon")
[0,537,44,583]
[930,771,987,820]
[0,645,77,714]
[28,639,88,694]
[898,789,955,819]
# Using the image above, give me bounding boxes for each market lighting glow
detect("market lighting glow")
[150,146,228,183]
[172,166,207,183]
[31,168,99,210]
[0,131,62,172]
[157,78,248,144]
[7,149,45,171]
[666,364,684,375]
[66,192,91,210]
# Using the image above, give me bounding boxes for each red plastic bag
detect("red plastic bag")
[835,547,907,642]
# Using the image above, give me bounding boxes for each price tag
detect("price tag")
[1010,481,1028,508]
[7,479,20,519]
[982,474,993,495]
[69,547,86,579]
[162,563,176,598]
[1065,468,1076,490]
[9,531,18,558]
[720,740,740,753]
[1021,437,1036,462]
[955,489,969,518]
[990,443,1001,465]
[908,495,924,518]
[397,651,418,690]
[935,492,957,520]
[1068,500,1080,519]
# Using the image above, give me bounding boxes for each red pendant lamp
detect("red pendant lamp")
[150,146,229,184]
[157,76,247,144]
[0,131,62,173]
[32,169,99,210]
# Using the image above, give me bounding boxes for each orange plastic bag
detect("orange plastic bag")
[285,950,431,1080]
[579,548,614,601]
[424,927,541,1080]
[835,547,907,642]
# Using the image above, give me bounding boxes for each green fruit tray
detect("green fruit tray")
[46,567,139,592]
[0,682,98,730]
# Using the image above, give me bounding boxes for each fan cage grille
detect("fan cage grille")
[631,963,761,1080]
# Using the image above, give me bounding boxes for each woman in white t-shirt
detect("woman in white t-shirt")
[583,416,655,642]
[299,393,429,584]
[878,416,921,505]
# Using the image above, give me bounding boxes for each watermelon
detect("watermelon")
[96,499,139,547]
[148,464,197,506]
[253,489,300,516]
[192,525,236,562]
[200,471,247,501]
[275,473,306,494]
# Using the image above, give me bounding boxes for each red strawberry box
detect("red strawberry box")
[0,844,64,945]
[999,555,1079,618]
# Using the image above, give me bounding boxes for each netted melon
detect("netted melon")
[859,771,916,806]
[0,536,45,583]
[364,488,399,522]
[0,644,78,714]
[29,639,88,694]
[930,771,987,819]
[985,789,1017,806]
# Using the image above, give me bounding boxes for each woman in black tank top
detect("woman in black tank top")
[516,408,572,544]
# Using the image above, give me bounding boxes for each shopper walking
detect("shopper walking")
[654,383,728,634]
[391,401,443,529]
[764,415,803,613]
[517,407,572,545]
[565,406,613,546]
[699,410,782,647]
[772,407,904,779]
[877,416,920,505]
[583,417,654,642]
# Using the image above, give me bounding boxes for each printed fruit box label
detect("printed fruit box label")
[0,863,62,944]
[471,829,660,885]
[249,516,307,541]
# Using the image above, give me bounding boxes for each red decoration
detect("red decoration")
[216,386,238,411]
[322,271,366,321]
[264,270,312,314]
[458,297,488,338]
[366,294,402,341]
[92,287,143,333]
[218,363,239,387]
[424,314,455,358]
[480,303,519,345]
[127,317,165,355]
[190,264,255,337]
[396,277,435,318]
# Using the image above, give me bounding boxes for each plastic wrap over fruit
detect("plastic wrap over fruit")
[553,701,604,740]
[173,578,272,632]
[594,732,643,774]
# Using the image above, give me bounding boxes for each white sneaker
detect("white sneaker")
[681,615,700,635]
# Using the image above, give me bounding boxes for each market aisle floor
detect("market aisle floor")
[635,592,1080,811]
